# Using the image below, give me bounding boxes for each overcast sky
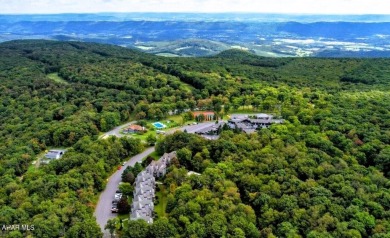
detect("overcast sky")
[1,0,390,14]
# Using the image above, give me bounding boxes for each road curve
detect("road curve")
[94,147,155,237]
[99,121,136,139]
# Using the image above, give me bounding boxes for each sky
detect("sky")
[1,0,390,14]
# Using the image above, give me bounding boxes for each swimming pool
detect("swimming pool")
[152,122,167,129]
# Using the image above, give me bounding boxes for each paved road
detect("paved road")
[94,147,155,237]
[168,121,218,134]
[99,121,136,139]
[95,121,218,237]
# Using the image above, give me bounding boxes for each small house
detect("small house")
[123,124,145,134]
[44,150,66,160]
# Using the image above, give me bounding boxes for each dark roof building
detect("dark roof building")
[228,113,283,133]
[44,150,66,160]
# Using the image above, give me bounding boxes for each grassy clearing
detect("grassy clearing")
[117,213,129,221]
[47,73,69,85]
[180,82,194,93]
[123,130,157,142]
[155,184,168,218]
[167,115,183,124]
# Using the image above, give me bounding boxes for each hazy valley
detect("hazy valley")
[1,13,390,57]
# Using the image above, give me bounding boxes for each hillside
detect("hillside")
[2,14,390,57]
[0,40,389,237]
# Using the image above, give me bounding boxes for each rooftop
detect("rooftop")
[192,111,215,116]
[126,124,145,131]
[44,150,66,159]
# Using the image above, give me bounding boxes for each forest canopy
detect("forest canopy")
[0,40,389,237]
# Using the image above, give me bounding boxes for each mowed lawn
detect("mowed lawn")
[124,130,156,142]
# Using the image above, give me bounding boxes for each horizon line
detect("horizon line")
[2,12,390,16]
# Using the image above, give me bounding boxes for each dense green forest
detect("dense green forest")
[0,40,389,237]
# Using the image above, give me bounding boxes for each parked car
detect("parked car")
[111,199,118,213]
[111,206,118,213]
[114,193,122,200]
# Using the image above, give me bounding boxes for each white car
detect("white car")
[114,193,122,200]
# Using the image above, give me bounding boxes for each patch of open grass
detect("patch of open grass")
[167,114,183,124]
[155,184,168,218]
[47,73,69,85]
[27,165,37,173]
[117,213,129,221]
[125,130,157,142]
[143,151,160,161]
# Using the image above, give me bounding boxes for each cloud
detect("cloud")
[0,0,389,14]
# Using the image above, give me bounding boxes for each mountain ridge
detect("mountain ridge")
[2,14,390,57]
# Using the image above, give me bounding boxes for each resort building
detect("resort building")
[228,113,283,133]
[192,111,215,121]
[130,151,176,224]
[194,121,226,140]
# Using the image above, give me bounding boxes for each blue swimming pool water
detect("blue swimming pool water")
[152,122,166,129]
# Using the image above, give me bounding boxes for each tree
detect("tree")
[142,156,155,167]
[231,228,246,238]
[119,182,134,196]
[122,172,135,184]
[135,111,146,120]
[65,219,102,238]
[149,217,178,238]
[177,147,193,169]
[146,134,157,146]
[105,218,120,238]
[375,146,390,177]
[196,113,205,122]
[204,212,228,237]
[117,196,131,214]
[123,220,149,238]
[186,221,206,238]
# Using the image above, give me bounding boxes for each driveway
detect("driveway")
[99,121,136,139]
[94,147,155,237]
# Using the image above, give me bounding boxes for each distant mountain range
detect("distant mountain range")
[1,13,390,57]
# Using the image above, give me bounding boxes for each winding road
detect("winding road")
[94,147,155,237]
[94,120,218,237]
